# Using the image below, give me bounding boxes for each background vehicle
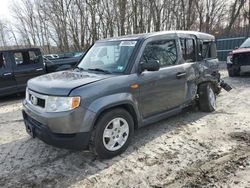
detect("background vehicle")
[43,53,84,73]
[227,37,250,77]
[0,48,45,97]
[23,31,223,159]
[43,54,59,60]
[43,56,82,73]
[0,48,84,96]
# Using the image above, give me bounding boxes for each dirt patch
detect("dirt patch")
[230,131,250,144]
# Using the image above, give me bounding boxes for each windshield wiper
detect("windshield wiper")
[87,68,111,74]
[74,67,85,71]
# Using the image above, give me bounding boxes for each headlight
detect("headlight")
[25,87,29,101]
[226,56,233,64]
[46,96,81,112]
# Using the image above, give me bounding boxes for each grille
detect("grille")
[27,90,47,109]
[233,53,250,65]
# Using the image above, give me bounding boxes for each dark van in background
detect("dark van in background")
[0,48,84,97]
[0,48,45,97]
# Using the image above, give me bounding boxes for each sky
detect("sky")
[0,0,22,21]
[0,0,11,20]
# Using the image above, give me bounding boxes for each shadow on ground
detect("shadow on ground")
[0,93,25,106]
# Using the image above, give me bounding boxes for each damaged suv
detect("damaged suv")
[23,31,223,158]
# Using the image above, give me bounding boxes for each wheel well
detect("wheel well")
[197,80,220,94]
[93,104,139,130]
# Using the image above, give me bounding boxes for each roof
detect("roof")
[97,30,215,42]
[0,48,40,53]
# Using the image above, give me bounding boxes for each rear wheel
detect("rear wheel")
[90,108,134,159]
[198,83,216,112]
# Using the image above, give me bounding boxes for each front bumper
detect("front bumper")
[22,99,96,133]
[22,100,96,150]
[227,64,250,73]
[22,110,91,150]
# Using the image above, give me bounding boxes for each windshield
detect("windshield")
[240,38,250,48]
[77,41,137,74]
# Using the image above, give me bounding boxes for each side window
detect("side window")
[14,51,39,66]
[14,52,25,65]
[180,38,196,62]
[186,39,195,62]
[29,51,40,64]
[180,38,186,59]
[0,53,7,69]
[210,42,217,58]
[200,41,217,59]
[142,40,177,68]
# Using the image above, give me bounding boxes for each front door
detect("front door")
[0,52,18,96]
[138,39,187,118]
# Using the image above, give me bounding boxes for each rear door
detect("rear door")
[179,36,201,102]
[12,49,45,91]
[199,40,219,75]
[0,52,18,96]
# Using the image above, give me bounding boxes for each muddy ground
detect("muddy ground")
[0,69,250,188]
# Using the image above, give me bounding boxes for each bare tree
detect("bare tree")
[226,0,246,34]
[1,0,246,52]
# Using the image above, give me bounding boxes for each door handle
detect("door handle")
[36,68,43,71]
[176,72,186,79]
[3,72,12,76]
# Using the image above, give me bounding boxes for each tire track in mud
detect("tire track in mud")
[0,119,23,125]
[167,131,250,187]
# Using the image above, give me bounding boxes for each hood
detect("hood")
[28,70,114,96]
[231,48,250,55]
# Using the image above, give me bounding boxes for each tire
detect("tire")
[90,108,134,159]
[228,68,240,77]
[228,69,235,77]
[235,69,240,76]
[198,83,216,112]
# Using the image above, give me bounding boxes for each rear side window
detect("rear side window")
[14,51,40,66]
[200,41,217,59]
[180,38,196,62]
[29,51,40,64]
[0,53,7,69]
[142,40,177,67]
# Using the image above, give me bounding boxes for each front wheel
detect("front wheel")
[228,69,235,77]
[198,83,216,112]
[228,68,240,77]
[90,108,134,159]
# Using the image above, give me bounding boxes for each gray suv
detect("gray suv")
[23,31,221,158]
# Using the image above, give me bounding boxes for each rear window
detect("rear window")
[14,50,40,66]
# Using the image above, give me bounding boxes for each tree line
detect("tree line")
[0,0,249,53]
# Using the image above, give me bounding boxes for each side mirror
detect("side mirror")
[198,53,203,61]
[140,59,160,73]
[234,46,238,50]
